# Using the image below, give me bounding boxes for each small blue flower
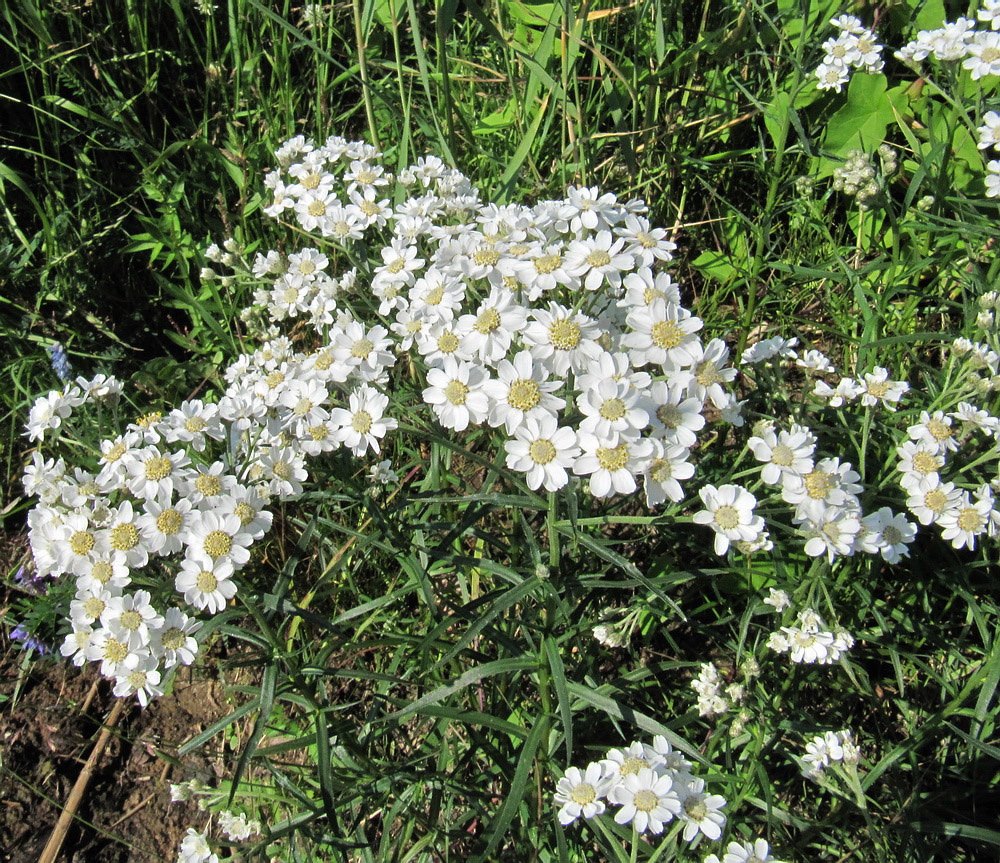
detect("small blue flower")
[46,342,72,382]
[10,623,50,655]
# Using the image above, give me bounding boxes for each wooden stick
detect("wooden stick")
[38,698,127,863]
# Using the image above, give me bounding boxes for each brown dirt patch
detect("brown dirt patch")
[0,635,232,863]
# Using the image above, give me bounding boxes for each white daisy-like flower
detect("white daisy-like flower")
[906,479,962,526]
[645,381,705,447]
[623,299,704,368]
[609,767,682,835]
[685,338,738,409]
[576,377,650,440]
[907,410,959,454]
[573,432,655,498]
[101,589,164,651]
[676,776,727,841]
[858,367,909,410]
[112,653,163,706]
[795,349,835,373]
[764,588,790,611]
[175,556,238,614]
[642,440,695,506]
[692,483,765,556]
[858,507,917,564]
[937,490,992,550]
[553,762,616,825]
[740,336,798,365]
[483,350,566,434]
[895,441,945,492]
[748,424,815,485]
[521,302,604,377]
[86,626,146,679]
[798,503,862,563]
[963,31,1000,79]
[329,384,398,456]
[503,414,581,492]
[150,607,201,668]
[422,357,491,432]
[563,230,634,292]
[184,510,254,569]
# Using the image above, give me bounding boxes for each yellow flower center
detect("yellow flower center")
[804,469,833,499]
[882,524,903,545]
[386,258,406,274]
[683,796,707,820]
[195,473,222,496]
[650,459,673,483]
[144,456,172,481]
[110,523,140,551]
[307,199,327,217]
[596,444,629,472]
[136,412,162,429]
[196,570,219,592]
[293,397,314,416]
[923,488,948,512]
[533,253,561,275]
[119,609,142,631]
[83,596,106,619]
[162,628,186,650]
[307,424,328,441]
[437,332,460,354]
[651,320,684,350]
[508,379,541,411]
[103,441,127,462]
[234,502,255,526]
[203,530,233,559]
[103,637,129,663]
[911,451,939,474]
[866,381,890,398]
[473,247,500,267]
[70,531,95,556]
[957,508,983,532]
[771,443,794,466]
[695,359,720,387]
[272,461,292,481]
[714,504,740,530]
[549,319,581,351]
[529,439,557,465]
[157,509,183,535]
[301,172,321,190]
[633,789,659,812]
[570,783,597,805]
[618,756,646,776]
[424,286,445,306]
[184,416,207,433]
[352,410,373,434]
[444,380,469,406]
[586,249,611,268]
[599,397,626,422]
[927,419,952,441]
[297,259,316,275]
[91,561,113,584]
[266,371,285,389]
[475,309,501,334]
[656,404,681,428]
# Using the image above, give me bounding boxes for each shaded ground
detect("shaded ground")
[0,620,232,863]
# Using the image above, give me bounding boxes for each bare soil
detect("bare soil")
[0,617,232,863]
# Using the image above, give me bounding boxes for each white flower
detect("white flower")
[748,424,815,485]
[692,483,765,556]
[859,367,908,409]
[764,588,790,612]
[217,810,262,841]
[642,440,695,506]
[609,767,682,835]
[676,776,726,841]
[178,828,218,863]
[740,336,798,364]
[503,414,581,492]
[483,350,565,434]
[175,557,238,614]
[422,357,491,432]
[573,433,655,498]
[330,384,398,456]
[553,762,616,825]
[937,490,992,549]
[521,302,604,377]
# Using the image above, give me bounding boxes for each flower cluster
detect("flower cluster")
[691,661,745,717]
[216,134,742,508]
[815,15,884,93]
[555,736,727,841]
[766,607,854,665]
[801,729,861,780]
